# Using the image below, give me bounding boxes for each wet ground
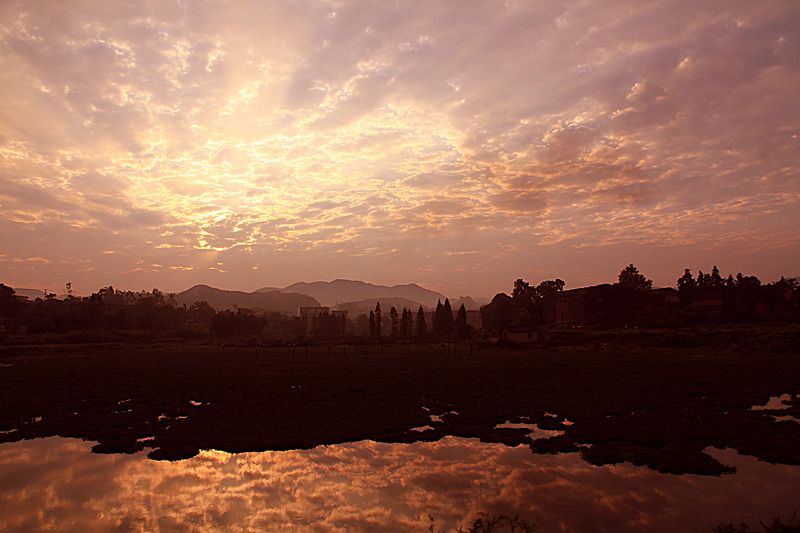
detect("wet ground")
[1,343,799,475]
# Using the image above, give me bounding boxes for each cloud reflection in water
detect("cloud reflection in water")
[1,437,799,532]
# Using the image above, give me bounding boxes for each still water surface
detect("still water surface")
[1,437,799,532]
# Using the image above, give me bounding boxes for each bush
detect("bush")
[429,513,538,533]
[713,515,800,533]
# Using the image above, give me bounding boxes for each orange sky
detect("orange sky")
[1,0,799,298]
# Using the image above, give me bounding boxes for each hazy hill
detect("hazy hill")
[256,279,448,308]
[11,288,47,300]
[332,297,425,317]
[449,296,486,311]
[176,285,319,313]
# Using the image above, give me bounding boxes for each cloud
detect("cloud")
[3,437,800,532]
[309,74,394,132]
[489,191,549,214]
[0,0,798,295]
[161,179,218,198]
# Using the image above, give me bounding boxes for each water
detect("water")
[2,437,799,532]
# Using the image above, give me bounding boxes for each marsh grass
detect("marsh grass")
[713,514,800,533]
[429,513,538,533]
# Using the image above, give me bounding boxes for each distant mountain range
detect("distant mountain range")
[8,288,73,300]
[10,279,485,315]
[175,285,319,313]
[256,279,448,308]
[175,280,485,314]
[12,288,48,300]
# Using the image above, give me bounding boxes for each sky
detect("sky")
[1,0,799,298]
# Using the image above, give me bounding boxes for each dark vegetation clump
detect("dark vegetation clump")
[429,513,537,533]
[713,515,800,533]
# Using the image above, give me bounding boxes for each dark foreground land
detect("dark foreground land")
[1,337,799,476]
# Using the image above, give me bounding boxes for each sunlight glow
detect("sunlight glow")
[0,0,798,295]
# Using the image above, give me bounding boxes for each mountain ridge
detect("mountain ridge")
[175,285,319,313]
[10,281,485,312]
[256,279,448,308]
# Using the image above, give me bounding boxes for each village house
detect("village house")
[499,325,549,345]
[550,284,615,324]
[298,306,348,338]
[297,306,347,320]
[0,317,15,333]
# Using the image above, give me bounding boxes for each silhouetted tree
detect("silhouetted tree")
[710,266,724,289]
[433,300,443,336]
[374,302,382,339]
[697,269,710,290]
[187,301,216,325]
[352,313,370,338]
[260,311,302,342]
[416,305,427,338]
[0,283,20,320]
[432,299,454,338]
[293,315,306,340]
[211,309,261,337]
[618,264,652,291]
[390,306,399,338]
[736,273,762,315]
[480,293,515,330]
[614,265,652,323]
[433,300,442,325]
[443,298,454,335]
[513,279,533,304]
[535,279,565,300]
[400,308,413,339]
[455,303,470,339]
[675,267,793,321]
[369,311,377,340]
[309,310,346,340]
[677,268,697,305]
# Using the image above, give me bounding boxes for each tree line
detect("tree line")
[0,285,186,334]
[676,266,798,318]
[365,299,472,342]
[0,284,474,343]
[0,285,275,339]
[480,264,798,330]
[1,264,797,343]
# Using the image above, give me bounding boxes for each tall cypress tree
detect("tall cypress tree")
[433,300,444,336]
[375,302,382,339]
[390,306,399,338]
[400,308,412,338]
[416,306,427,338]
[369,311,376,340]
[442,298,454,336]
[455,303,467,338]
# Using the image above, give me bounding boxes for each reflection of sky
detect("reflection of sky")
[2,437,800,532]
